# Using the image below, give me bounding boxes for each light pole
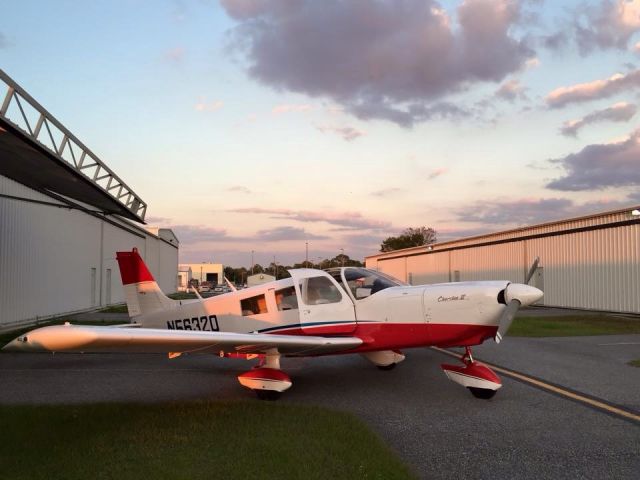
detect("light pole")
[305,241,308,267]
[251,250,254,275]
[340,248,344,267]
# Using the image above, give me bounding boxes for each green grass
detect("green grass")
[99,304,128,313]
[509,315,640,337]
[628,359,640,368]
[168,292,197,300]
[0,402,414,480]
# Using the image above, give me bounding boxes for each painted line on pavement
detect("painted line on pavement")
[431,346,640,424]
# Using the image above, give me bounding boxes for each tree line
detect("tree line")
[222,226,436,282]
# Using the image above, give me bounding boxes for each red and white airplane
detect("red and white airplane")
[4,248,543,400]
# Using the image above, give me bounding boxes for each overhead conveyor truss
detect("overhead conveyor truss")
[0,68,147,222]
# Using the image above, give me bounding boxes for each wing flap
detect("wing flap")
[3,324,362,356]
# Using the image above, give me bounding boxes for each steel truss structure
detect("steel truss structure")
[0,69,147,222]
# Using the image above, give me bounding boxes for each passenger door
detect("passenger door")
[290,270,357,334]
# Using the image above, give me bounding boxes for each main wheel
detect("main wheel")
[377,363,396,371]
[468,387,497,399]
[255,389,282,401]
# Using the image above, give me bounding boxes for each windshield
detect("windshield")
[327,267,405,300]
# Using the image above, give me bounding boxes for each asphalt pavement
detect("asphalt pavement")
[1,335,639,479]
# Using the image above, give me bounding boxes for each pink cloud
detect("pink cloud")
[545,70,640,108]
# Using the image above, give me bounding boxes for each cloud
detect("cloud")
[455,197,633,226]
[0,32,8,48]
[427,167,448,180]
[371,188,403,197]
[572,0,640,54]
[229,207,392,231]
[221,0,533,127]
[437,226,494,241]
[145,216,172,224]
[171,225,231,243]
[547,129,640,190]
[495,79,528,102]
[164,47,185,63]
[227,185,252,194]
[272,104,313,114]
[342,232,386,248]
[195,99,224,111]
[635,41,640,53]
[546,69,640,108]
[256,226,328,241]
[525,57,540,69]
[560,102,637,137]
[315,125,365,141]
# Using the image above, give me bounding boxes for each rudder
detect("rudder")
[116,248,175,317]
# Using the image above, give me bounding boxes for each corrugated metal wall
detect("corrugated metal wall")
[368,212,640,313]
[0,175,178,330]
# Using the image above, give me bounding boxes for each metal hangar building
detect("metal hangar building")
[0,69,178,331]
[365,208,640,314]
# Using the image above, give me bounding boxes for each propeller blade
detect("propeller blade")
[524,256,540,285]
[495,299,521,344]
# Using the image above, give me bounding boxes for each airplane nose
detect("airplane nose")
[505,283,544,307]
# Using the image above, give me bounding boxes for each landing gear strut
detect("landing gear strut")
[440,347,502,399]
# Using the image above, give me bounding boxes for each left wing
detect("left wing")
[2,323,362,356]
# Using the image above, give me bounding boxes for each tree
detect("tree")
[223,266,235,281]
[380,227,437,252]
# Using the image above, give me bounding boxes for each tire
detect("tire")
[255,389,282,401]
[468,387,497,399]
[377,363,396,371]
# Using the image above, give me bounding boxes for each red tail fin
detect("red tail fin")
[116,248,155,285]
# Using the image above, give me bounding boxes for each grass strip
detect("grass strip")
[628,359,640,368]
[509,315,640,337]
[0,401,414,480]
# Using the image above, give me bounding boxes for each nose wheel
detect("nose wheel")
[440,347,502,399]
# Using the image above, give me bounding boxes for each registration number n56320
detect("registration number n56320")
[167,315,219,331]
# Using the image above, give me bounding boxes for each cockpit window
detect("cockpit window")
[340,268,404,299]
[299,276,342,305]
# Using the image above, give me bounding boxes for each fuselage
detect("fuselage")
[135,267,530,352]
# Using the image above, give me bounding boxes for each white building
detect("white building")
[181,263,224,286]
[0,69,179,331]
[177,265,193,292]
[365,207,640,314]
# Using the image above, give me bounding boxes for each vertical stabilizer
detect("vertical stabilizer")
[116,248,175,317]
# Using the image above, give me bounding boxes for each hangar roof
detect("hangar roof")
[0,69,146,223]
[366,205,640,262]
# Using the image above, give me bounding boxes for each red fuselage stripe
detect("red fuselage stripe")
[267,322,498,351]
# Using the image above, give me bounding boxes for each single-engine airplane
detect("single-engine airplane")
[4,248,543,400]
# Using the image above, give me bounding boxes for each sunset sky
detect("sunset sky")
[2,0,639,266]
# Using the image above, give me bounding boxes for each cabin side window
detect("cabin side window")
[275,286,298,311]
[299,277,342,305]
[241,294,268,316]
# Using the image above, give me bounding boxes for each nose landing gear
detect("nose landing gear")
[440,347,501,399]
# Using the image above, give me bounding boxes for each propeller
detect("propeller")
[495,257,543,343]
[524,256,540,285]
[495,299,521,344]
